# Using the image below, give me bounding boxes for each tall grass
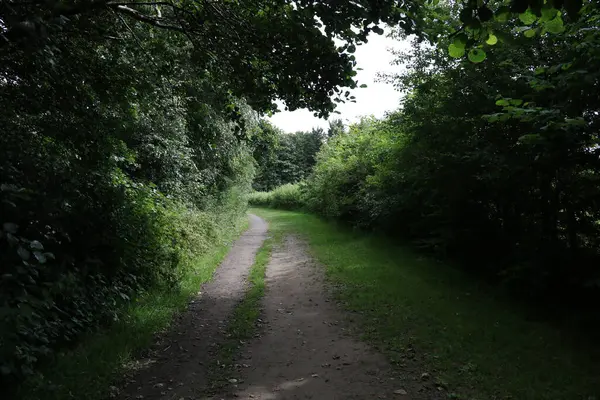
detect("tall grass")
[248,183,304,210]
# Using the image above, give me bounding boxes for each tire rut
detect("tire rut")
[117,214,268,400]
[213,235,444,400]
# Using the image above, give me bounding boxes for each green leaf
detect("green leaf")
[495,6,511,22]
[495,99,510,106]
[544,15,564,34]
[509,99,524,106]
[519,9,537,25]
[359,84,368,88]
[33,251,47,264]
[565,117,586,126]
[518,133,543,144]
[540,6,558,22]
[30,240,44,251]
[561,62,573,70]
[448,43,466,58]
[17,246,30,261]
[486,34,498,45]
[347,44,356,54]
[468,48,486,63]
[534,67,546,75]
[6,233,18,246]
[524,29,537,38]
[453,33,468,48]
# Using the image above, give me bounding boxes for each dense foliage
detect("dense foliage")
[0,0,426,116]
[0,0,421,393]
[0,20,257,391]
[1,0,593,394]
[249,183,304,210]
[252,123,326,192]
[258,2,600,305]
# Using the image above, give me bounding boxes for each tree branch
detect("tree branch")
[111,4,185,31]
[107,2,181,7]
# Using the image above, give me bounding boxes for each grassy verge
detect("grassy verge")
[207,227,276,392]
[251,207,599,400]
[20,215,249,400]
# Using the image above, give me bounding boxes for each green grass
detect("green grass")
[251,207,600,400]
[207,227,276,392]
[20,215,249,400]
[248,183,303,210]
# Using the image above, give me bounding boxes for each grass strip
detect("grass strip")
[206,226,276,393]
[251,207,599,400]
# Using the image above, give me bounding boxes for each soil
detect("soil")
[118,214,268,400]
[118,215,440,400]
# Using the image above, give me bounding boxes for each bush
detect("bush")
[248,183,305,210]
[0,173,179,383]
[303,117,394,226]
[0,172,249,394]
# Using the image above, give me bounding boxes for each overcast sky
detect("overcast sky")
[268,32,411,133]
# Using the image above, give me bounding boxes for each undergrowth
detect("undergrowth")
[18,210,249,400]
[248,183,303,210]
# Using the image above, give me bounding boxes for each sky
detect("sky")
[268,32,411,133]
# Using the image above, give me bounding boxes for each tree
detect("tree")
[304,1,600,299]
[1,0,426,117]
[327,119,346,139]
[253,125,325,191]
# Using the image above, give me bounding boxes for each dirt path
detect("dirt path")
[118,214,268,400]
[213,236,431,400]
[119,216,439,400]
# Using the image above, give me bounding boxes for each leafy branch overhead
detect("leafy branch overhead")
[444,0,587,62]
[0,0,424,117]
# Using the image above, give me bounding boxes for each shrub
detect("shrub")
[248,183,304,210]
[303,117,397,227]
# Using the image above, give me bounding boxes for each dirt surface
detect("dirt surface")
[119,215,440,400]
[118,214,268,400]
[213,235,437,400]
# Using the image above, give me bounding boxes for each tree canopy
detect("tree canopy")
[1,0,598,396]
[257,0,600,306]
[1,0,427,116]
